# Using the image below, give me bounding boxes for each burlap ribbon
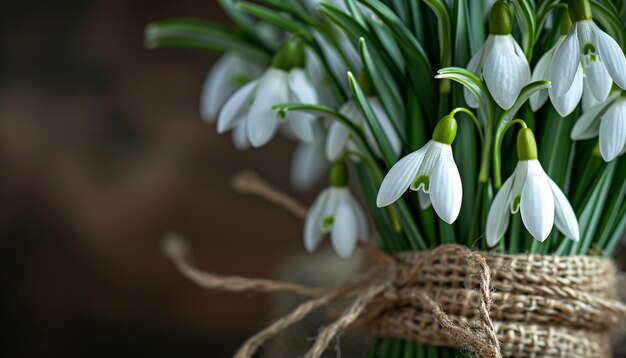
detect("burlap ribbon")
[163,172,626,357]
[163,234,626,358]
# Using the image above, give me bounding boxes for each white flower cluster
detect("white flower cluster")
[197,0,625,256]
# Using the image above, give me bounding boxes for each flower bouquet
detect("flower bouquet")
[146,0,626,356]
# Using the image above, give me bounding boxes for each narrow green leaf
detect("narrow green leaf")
[237,2,306,34]
[513,0,537,60]
[359,38,405,142]
[144,19,271,62]
[348,71,399,169]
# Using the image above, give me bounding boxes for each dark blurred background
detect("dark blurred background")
[2,1,626,357]
[0,1,320,356]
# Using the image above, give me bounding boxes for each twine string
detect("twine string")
[163,233,503,358]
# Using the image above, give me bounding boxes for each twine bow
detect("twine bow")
[163,235,503,358]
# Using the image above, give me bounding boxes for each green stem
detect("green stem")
[450,107,484,144]
[493,119,528,189]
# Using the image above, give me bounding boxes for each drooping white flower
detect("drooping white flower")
[216,40,319,148]
[550,14,626,111]
[377,116,462,224]
[487,128,579,246]
[571,93,626,162]
[326,97,401,161]
[290,122,330,191]
[304,162,368,258]
[530,35,584,117]
[465,1,530,110]
[200,53,264,122]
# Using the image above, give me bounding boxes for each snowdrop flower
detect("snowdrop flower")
[465,1,530,110]
[571,92,626,161]
[290,122,330,191]
[377,116,462,224]
[530,16,584,117]
[550,0,626,112]
[326,96,401,161]
[217,38,319,148]
[304,161,368,258]
[487,128,579,246]
[200,53,263,122]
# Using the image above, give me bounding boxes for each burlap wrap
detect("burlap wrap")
[365,249,622,358]
[163,234,626,358]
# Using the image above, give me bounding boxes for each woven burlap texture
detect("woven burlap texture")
[365,249,622,358]
[163,233,626,358]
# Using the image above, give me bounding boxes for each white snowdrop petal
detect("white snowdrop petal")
[582,78,601,111]
[418,190,431,209]
[291,139,328,191]
[326,121,351,161]
[550,64,583,117]
[571,98,614,140]
[547,177,579,241]
[232,122,250,151]
[584,59,612,103]
[331,203,359,258]
[599,100,626,161]
[216,79,258,133]
[348,196,369,242]
[464,40,487,108]
[247,69,289,147]
[486,177,514,247]
[287,111,316,143]
[201,54,240,122]
[550,27,581,98]
[376,147,428,207]
[429,153,462,224]
[288,68,318,104]
[483,35,530,110]
[529,49,553,111]
[303,189,330,252]
[595,27,626,90]
[520,169,555,242]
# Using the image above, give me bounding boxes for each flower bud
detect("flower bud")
[568,0,592,22]
[432,115,458,145]
[271,38,305,71]
[517,128,538,160]
[489,1,513,35]
[330,160,349,187]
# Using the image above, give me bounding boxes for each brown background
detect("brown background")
[0,1,322,356]
[1,1,625,357]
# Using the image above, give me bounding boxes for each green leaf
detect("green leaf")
[513,0,537,60]
[354,163,404,252]
[358,0,436,116]
[423,0,453,68]
[348,72,398,169]
[144,19,271,63]
[236,2,306,34]
[591,1,626,47]
[359,38,405,142]
[568,162,616,255]
[435,67,493,122]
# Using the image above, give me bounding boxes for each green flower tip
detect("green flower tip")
[489,1,513,35]
[560,10,573,35]
[330,160,349,187]
[432,115,457,145]
[271,38,305,71]
[568,0,592,22]
[517,128,538,161]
